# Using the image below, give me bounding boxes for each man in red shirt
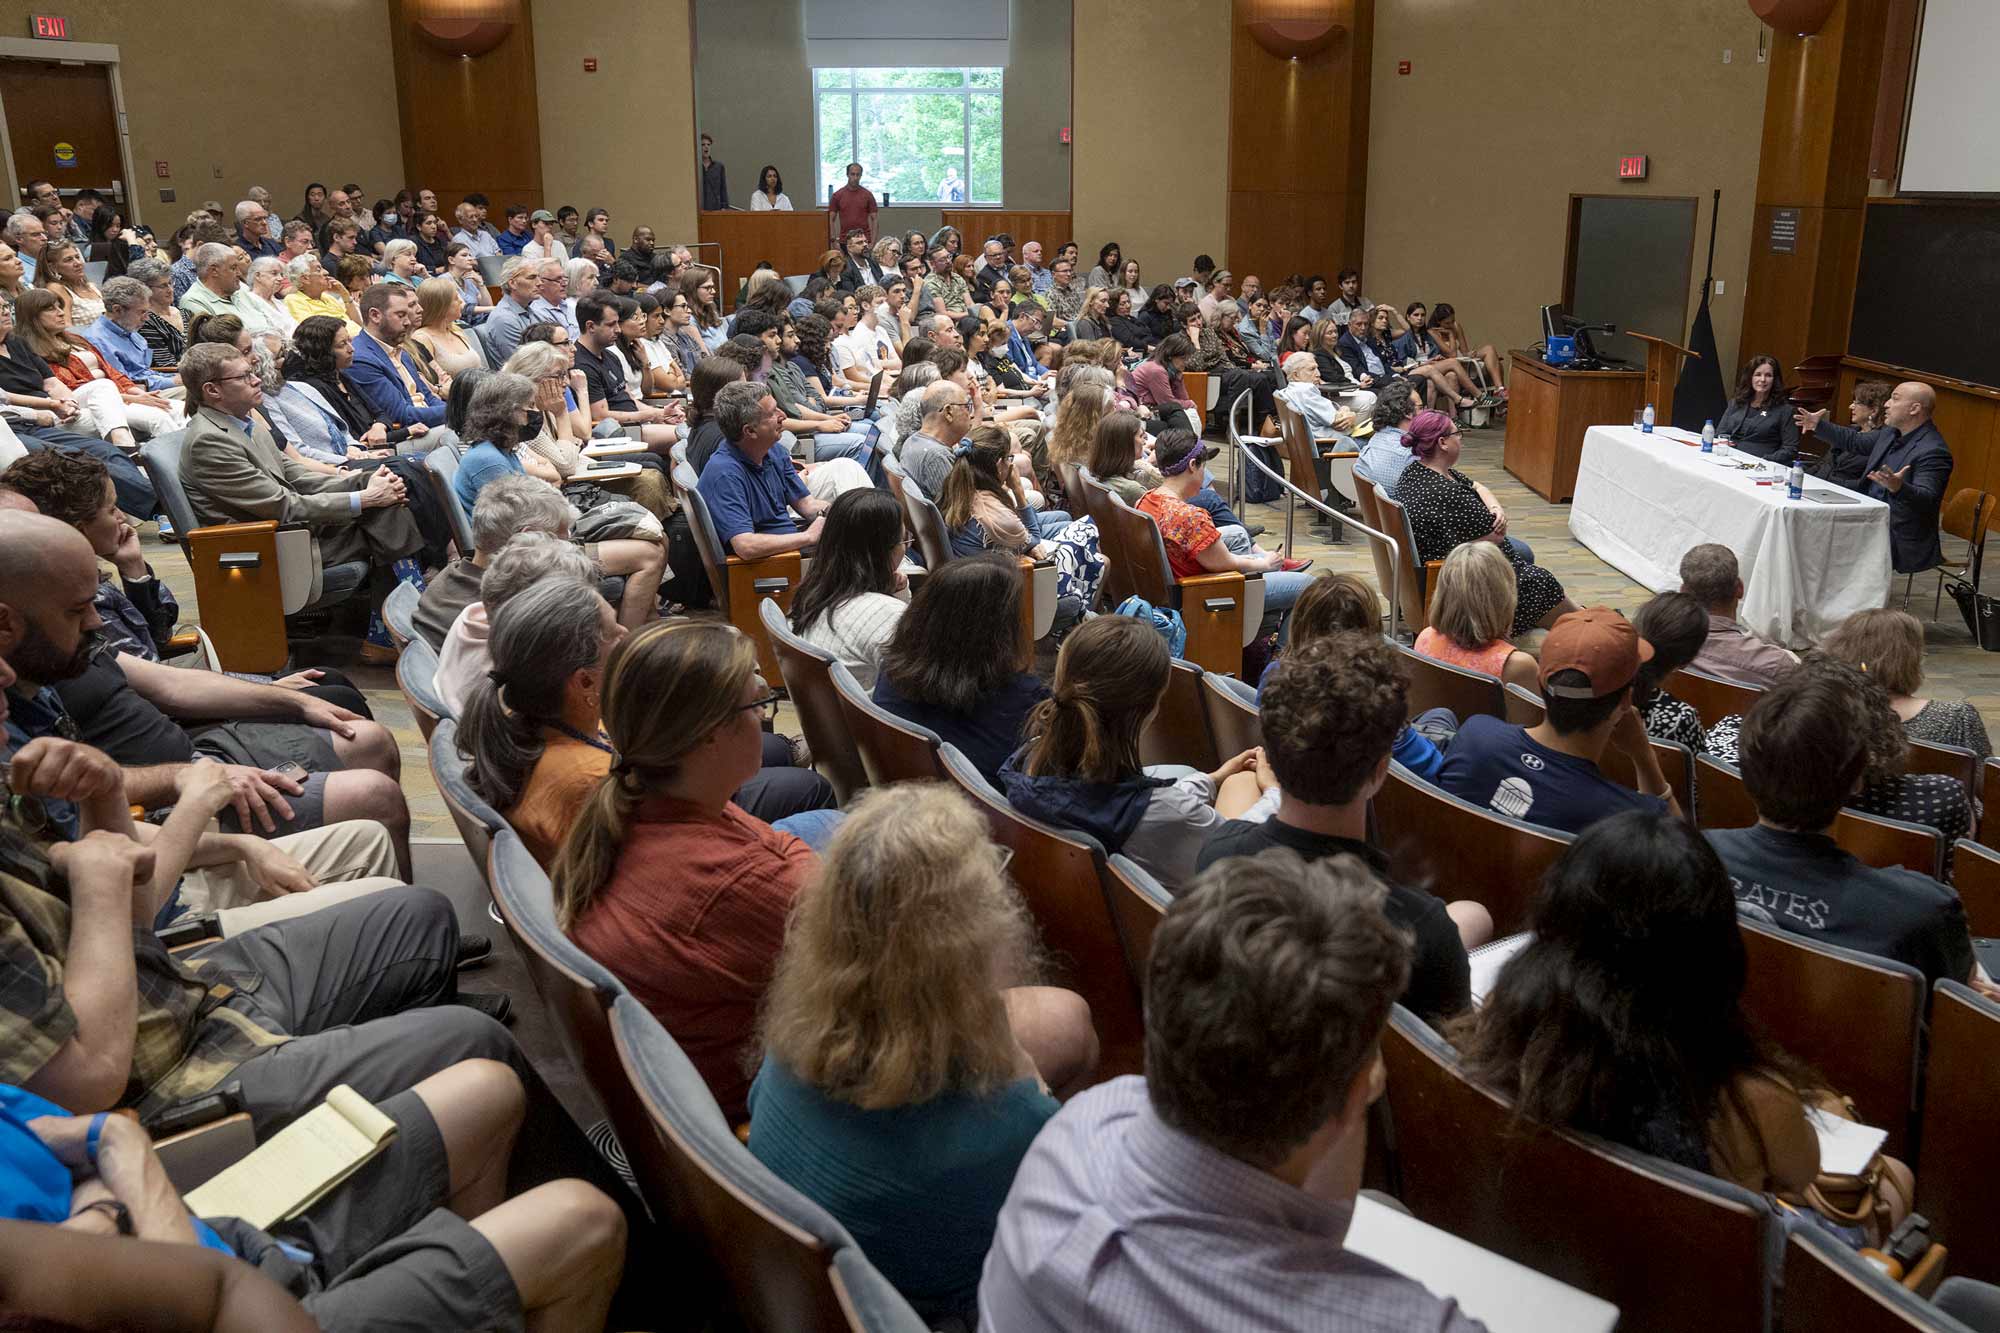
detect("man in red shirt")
[827,162,877,245]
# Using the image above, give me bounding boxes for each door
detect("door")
[0,58,122,207]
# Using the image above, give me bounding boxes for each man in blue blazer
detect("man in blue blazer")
[346,285,447,431]
[1796,381,1952,574]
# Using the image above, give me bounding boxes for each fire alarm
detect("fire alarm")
[1059,126,1071,144]
[1397,60,1411,75]
[582,57,597,72]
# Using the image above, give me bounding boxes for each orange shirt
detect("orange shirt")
[1414,627,1516,679]
[1136,489,1218,580]
[505,731,609,867]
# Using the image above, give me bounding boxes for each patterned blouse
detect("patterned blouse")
[1392,463,1566,636]
[1904,699,1993,762]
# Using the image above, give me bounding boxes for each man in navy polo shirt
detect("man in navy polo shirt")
[696,380,826,560]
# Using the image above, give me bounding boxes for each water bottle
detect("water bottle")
[1641,403,1656,434]
[1787,461,1804,500]
[1701,419,1716,453]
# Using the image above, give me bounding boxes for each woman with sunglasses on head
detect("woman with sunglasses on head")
[548,618,842,1123]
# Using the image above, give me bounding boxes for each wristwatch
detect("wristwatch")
[76,1198,134,1236]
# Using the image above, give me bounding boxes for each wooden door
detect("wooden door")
[0,59,122,204]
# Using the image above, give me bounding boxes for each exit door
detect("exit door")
[0,58,123,209]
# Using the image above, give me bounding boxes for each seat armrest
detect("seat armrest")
[581,439,648,458]
[723,550,804,680]
[152,1113,256,1195]
[184,521,292,674]
[1177,570,1248,676]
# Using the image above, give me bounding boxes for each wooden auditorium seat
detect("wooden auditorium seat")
[1371,763,1571,936]
[1916,980,2000,1288]
[671,458,802,683]
[1664,667,1762,728]
[1200,669,1263,758]
[1098,852,1171,998]
[1694,754,1945,878]
[1775,1223,1964,1332]
[1948,839,2000,937]
[1392,641,1505,724]
[1137,657,1220,772]
[827,661,946,787]
[759,598,868,806]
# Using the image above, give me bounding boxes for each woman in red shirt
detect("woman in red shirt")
[551,619,841,1121]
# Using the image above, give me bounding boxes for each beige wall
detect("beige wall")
[1364,0,1768,378]
[1073,0,1228,282]
[535,0,699,246]
[0,0,402,228]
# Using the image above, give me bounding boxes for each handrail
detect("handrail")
[1224,388,1409,641]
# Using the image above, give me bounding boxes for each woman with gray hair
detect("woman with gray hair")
[889,359,942,450]
[502,339,674,520]
[381,237,424,288]
[560,257,599,331]
[234,254,296,344]
[127,255,187,367]
[439,532,602,721]
[454,371,668,628]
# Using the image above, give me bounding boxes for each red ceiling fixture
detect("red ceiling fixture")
[409,0,518,59]
[1244,0,1347,60]
[1747,0,1837,37]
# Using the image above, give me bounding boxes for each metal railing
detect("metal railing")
[1222,388,1413,641]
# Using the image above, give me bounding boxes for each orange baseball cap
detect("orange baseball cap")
[1539,607,1654,699]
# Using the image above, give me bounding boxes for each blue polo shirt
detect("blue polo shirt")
[698,440,808,549]
[453,441,525,515]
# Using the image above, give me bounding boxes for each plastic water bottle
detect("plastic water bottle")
[1787,461,1804,500]
[1641,403,1656,434]
[1701,419,1716,453]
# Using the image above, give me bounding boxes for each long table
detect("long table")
[1569,425,1891,648]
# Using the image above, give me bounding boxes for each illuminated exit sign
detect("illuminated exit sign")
[31,14,69,39]
[1619,154,1649,181]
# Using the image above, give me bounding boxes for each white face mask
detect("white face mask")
[380,212,397,226]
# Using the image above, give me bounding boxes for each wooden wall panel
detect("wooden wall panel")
[387,0,544,210]
[940,211,1074,253]
[1224,0,1371,285]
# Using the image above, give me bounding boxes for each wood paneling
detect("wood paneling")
[1869,0,1922,181]
[1225,0,1371,284]
[1503,352,1643,503]
[1833,358,2000,499]
[698,210,827,311]
[1741,202,1864,374]
[387,0,544,209]
[940,211,1074,253]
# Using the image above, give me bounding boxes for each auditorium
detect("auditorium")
[3,0,2000,1327]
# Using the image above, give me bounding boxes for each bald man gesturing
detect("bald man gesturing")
[1797,380,1953,574]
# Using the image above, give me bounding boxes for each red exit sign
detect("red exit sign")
[1619,154,1649,180]
[30,14,68,39]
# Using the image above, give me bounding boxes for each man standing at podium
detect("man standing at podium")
[1795,381,1951,575]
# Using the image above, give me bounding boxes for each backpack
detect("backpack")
[1113,595,1187,658]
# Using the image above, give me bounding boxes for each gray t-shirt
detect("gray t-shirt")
[900,431,956,501]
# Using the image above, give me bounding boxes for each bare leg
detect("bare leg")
[1004,985,1099,1098]
[320,769,413,880]
[596,538,665,629]
[1216,769,1268,819]
[1536,596,1582,631]
[410,1058,524,1221]
[328,719,400,779]
[1447,900,1495,950]
[472,1180,627,1333]
[1476,344,1504,386]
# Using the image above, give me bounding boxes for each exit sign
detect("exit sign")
[30,14,68,38]
[1619,154,1649,180]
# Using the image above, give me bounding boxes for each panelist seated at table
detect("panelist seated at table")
[1795,381,1951,574]
[1713,355,1799,464]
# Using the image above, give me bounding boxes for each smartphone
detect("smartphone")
[271,762,307,782]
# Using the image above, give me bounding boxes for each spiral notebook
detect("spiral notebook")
[183,1085,395,1229]
[1468,933,1533,1007]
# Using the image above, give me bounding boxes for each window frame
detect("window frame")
[811,66,1004,209]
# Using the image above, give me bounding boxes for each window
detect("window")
[814,67,1003,209]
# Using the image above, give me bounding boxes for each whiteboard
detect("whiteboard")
[1901,0,2000,194]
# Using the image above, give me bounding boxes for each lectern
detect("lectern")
[1625,331,1700,421]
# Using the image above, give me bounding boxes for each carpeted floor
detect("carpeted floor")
[138,422,2000,841]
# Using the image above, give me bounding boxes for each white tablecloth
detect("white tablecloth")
[1569,425,1891,648]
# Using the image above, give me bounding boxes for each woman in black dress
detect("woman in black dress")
[1715,355,1799,464]
[1392,409,1575,636]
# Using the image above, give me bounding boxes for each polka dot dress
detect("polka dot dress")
[1394,463,1567,636]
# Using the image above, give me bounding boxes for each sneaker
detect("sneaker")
[450,991,514,1025]
[788,734,814,769]
[1277,557,1314,573]
[153,513,176,541]
[456,933,494,970]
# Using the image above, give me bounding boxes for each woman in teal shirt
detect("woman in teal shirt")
[748,784,1099,1322]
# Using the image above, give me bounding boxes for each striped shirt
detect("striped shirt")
[980,1077,1487,1332]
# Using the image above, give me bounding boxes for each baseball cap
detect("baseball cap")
[1173,276,1198,292]
[1156,431,1219,477]
[1538,607,1653,698]
[529,209,556,223]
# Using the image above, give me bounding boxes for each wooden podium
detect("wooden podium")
[1502,350,1644,502]
[1625,331,1700,421]
[697,210,830,311]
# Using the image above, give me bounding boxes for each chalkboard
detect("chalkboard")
[1847,203,2000,389]
[1564,195,1696,368]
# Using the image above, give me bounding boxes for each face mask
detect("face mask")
[380,212,397,226]
[521,410,545,439]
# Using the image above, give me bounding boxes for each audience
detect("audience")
[1705,662,1982,991]
[1676,543,1799,688]
[1137,430,1313,624]
[787,488,907,688]
[345,285,446,431]
[1415,541,1539,692]
[1628,591,1715,754]
[1354,380,1421,491]
[1000,615,1277,889]
[873,554,1046,782]
[1823,607,1991,760]
[1436,607,1681,832]
[502,337,674,520]
[1274,350,1359,444]
[983,848,1484,1330]
[749,785,1096,1322]
[1455,811,1873,1222]
[551,619,841,1122]
[18,289,184,449]
[1394,410,1572,636]
[1204,631,1490,1019]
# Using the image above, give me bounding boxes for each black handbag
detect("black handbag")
[1947,579,2000,651]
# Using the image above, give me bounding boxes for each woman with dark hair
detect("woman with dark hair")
[1106,288,1152,354]
[1427,302,1504,394]
[939,425,1054,560]
[281,315,424,449]
[1715,354,1799,464]
[1393,410,1574,636]
[788,488,907,688]
[929,225,962,259]
[872,554,1048,781]
[1631,591,1714,752]
[362,198,401,257]
[411,210,450,273]
[1375,303,1475,411]
[295,182,332,231]
[750,165,792,212]
[84,205,140,276]
[1000,615,1275,889]
[1817,379,1891,489]
[1128,332,1199,427]
[903,229,931,266]
[676,267,725,350]
[1138,283,1177,344]
[1086,242,1122,290]
[1084,410,1159,504]
[1452,811,1838,1204]
[659,287,706,378]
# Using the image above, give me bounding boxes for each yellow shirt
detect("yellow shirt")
[284,289,356,332]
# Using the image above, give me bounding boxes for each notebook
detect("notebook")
[183,1085,396,1229]
[1468,932,1533,1007]
[1804,490,1865,505]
